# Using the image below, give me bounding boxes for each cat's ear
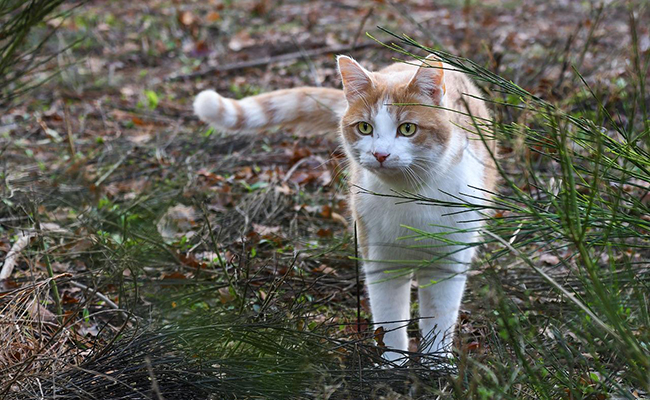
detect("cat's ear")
[407,55,446,105]
[337,55,373,102]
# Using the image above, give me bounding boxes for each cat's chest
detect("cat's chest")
[354,155,485,250]
[356,178,460,243]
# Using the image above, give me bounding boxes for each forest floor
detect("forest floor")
[1,0,648,399]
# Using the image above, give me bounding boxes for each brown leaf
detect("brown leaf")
[28,301,57,323]
[314,264,335,275]
[252,223,281,236]
[235,166,254,179]
[218,287,235,304]
[465,341,480,351]
[162,271,187,280]
[290,146,311,165]
[228,31,255,52]
[289,171,310,185]
[156,204,198,241]
[274,183,293,195]
[61,292,79,305]
[540,253,560,265]
[316,228,332,238]
[374,327,386,347]
[320,205,332,219]
[206,11,221,22]
[197,169,224,184]
[179,253,207,269]
[178,10,195,26]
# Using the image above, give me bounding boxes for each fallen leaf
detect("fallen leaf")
[252,223,281,236]
[206,11,221,22]
[540,253,560,265]
[178,10,195,26]
[218,286,235,304]
[314,264,335,275]
[228,31,255,52]
[162,271,187,280]
[374,327,386,347]
[275,183,293,195]
[316,228,332,238]
[157,204,198,241]
[320,205,332,219]
[28,301,57,323]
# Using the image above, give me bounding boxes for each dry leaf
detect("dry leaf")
[218,287,235,304]
[157,204,198,241]
[206,11,221,22]
[178,10,195,26]
[540,253,560,265]
[228,31,255,52]
[252,223,281,236]
[374,327,386,347]
[28,301,57,323]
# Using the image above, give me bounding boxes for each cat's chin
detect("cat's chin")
[364,166,421,188]
[364,165,403,178]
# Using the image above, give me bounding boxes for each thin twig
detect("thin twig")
[69,281,120,311]
[94,150,131,187]
[166,42,379,81]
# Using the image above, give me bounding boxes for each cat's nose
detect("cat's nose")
[373,152,390,163]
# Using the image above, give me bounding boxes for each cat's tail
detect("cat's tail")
[193,87,346,133]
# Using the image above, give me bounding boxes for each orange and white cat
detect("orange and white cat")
[194,55,496,364]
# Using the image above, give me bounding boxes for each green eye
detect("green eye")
[398,123,417,136]
[357,121,373,135]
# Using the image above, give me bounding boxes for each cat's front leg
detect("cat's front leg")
[364,262,412,364]
[416,270,467,357]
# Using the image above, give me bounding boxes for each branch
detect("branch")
[166,41,380,81]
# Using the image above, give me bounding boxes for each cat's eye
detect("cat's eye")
[357,121,373,135]
[398,123,417,137]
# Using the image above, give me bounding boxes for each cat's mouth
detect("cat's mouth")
[363,163,406,177]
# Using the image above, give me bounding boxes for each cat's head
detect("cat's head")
[337,55,454,182]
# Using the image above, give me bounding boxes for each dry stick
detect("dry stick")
[95,150,131,187]
[166,42,379,81]
[145,356,166,400]
[0,232,34,280]
[291,37,322,87]
[483,229,621,341]
[282,157,310,183]
[69,281,125,317]
[351,7,374,51]
[64,103,75,157]
[32,207,63,321]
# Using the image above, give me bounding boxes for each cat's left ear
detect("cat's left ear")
[407,55,446,105]
[337,55,374,102]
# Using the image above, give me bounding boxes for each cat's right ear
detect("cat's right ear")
[337,55,373,102]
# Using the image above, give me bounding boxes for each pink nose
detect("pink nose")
[373,152,390,163]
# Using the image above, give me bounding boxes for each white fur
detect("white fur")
[355,127,486,363]
[272,93,299,123]
[220,98,238,128]
[193,90,222,124]
[239,97,268,127]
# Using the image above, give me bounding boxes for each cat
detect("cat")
[194,54,496,365]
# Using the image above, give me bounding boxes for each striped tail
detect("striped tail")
[193,87,346,133]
